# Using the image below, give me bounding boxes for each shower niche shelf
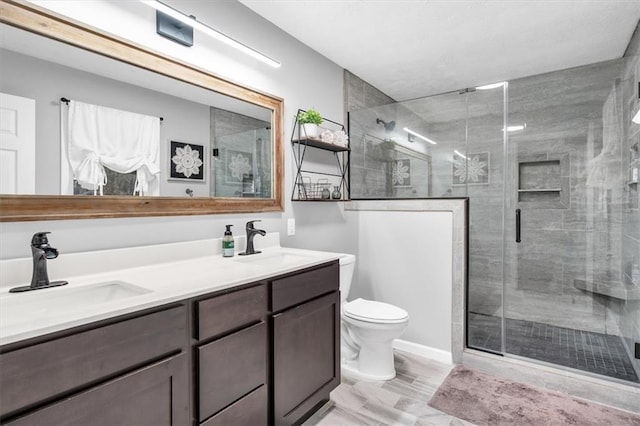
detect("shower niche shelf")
[291,109,350,201]
[517,188,562,193]
[517,154,569,208]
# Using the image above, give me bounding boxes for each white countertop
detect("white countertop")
[0,234,341,346]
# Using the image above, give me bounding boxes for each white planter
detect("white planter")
[300,123,319,139]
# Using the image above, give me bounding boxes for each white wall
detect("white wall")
[0,0,355,259]
[355,210,453,354]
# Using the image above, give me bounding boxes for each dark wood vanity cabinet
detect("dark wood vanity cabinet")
[0,305,189,425]
[0,260,340,426]
[272,262,341,426]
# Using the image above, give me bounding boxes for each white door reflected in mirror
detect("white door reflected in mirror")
[0,93,35,194]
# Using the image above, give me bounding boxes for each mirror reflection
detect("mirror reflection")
[0,23,273,199]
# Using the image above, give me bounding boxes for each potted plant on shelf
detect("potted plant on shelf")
[296,108,323,139]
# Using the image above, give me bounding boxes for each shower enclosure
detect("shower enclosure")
[212,127,271,197]
[210,106,272,198]
[349,57,639,385]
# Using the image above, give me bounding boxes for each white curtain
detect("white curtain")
[66,100,161,196]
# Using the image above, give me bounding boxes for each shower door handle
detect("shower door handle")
[515,208,521,243]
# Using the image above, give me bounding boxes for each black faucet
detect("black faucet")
[9,232,69,293]
[239,220,266,256]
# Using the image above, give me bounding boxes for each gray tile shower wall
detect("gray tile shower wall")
[344,70,397,198]
[621,22,640,377]
[345,71,436,199]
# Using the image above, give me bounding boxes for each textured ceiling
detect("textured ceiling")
[240,0,640,101]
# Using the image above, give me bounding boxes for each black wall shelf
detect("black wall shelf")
[292,138,349,153]
[291,109,350,201]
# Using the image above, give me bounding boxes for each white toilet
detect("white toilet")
[338,253,409,380]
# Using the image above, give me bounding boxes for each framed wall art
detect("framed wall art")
[390,158,411,187]
[169,141,205,181]
[225,149,254,184]
[453,151,489,185]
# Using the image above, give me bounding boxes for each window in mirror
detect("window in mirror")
[63,99,162,196]
[74,170,138,196]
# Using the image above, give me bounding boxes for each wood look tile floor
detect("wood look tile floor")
[303,350,474,426]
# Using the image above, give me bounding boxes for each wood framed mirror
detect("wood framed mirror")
[0,0,284,221]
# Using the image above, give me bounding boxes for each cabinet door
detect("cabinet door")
[4,354,189,426]
[273,291,340,426]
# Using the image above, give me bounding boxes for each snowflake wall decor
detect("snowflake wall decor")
[225,149,254,184]
[453,152,489,185]
[390,159,411,187]
[169,141,205,181]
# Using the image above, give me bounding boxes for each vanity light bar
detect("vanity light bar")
[139,0,281,68]
[403,127,437,145]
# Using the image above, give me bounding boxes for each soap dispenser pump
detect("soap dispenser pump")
[222,225,234,257]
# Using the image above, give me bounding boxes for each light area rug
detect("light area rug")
[428,365,640,426]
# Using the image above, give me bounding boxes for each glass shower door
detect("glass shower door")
[502,60,639,383]
[465,84,508,354]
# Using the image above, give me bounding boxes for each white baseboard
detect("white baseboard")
[393,339,453,365]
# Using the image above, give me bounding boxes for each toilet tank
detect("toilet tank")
[338,254,356,303]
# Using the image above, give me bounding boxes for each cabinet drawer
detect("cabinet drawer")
[201,385,267,426]
[197,321,267,422]
[271,261,339,312]
[0,305,186,418]
[4,354,189,426]
[196,283,267,340]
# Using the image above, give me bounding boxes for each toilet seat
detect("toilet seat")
[344,298,409,324]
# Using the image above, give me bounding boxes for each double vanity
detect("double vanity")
[0,234,341,425]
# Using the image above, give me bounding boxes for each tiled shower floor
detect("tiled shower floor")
[468,312,639,383]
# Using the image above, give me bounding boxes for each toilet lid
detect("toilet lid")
[344,298,409,323]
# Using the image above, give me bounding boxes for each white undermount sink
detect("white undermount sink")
[0,281,151,328]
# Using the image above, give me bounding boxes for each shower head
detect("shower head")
[376,118,396,133]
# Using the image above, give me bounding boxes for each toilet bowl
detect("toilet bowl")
[338,254,409,380]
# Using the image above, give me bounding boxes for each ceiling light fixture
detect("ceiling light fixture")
[453,150,467,159]
[476,82,506,90]
[403,127,437,145]
[139,0,281,68]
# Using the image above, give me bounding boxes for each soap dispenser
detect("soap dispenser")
[222,225,235,257]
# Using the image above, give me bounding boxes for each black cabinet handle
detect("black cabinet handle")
[516,208,521,243]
